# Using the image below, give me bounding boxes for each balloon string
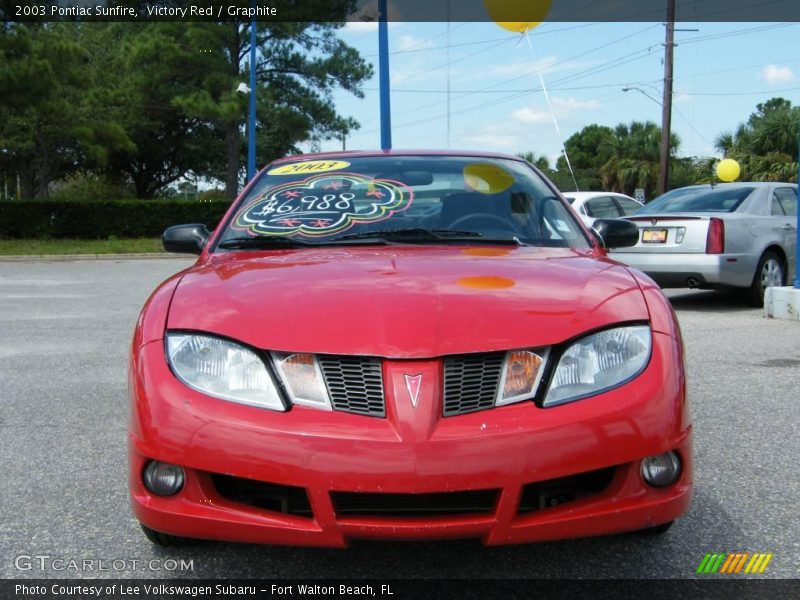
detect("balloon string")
[523,30,580,192]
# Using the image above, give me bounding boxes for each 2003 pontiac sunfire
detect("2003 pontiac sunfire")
[129,150,692,546]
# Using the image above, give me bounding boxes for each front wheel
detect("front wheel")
[746,251,785,307]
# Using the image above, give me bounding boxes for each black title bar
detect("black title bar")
[3,579,799,600]
[2,0,800,23]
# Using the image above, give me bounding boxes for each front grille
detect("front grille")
[318,355,386,417]
[331,489,499,517]
[211,474,313,518]
[518,467,616,513]
[443,352,505,416]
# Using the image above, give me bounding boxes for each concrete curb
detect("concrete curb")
[764,286,800,320]
[0,253,187,262]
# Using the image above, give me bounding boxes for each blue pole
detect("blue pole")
[378,0,392,150]
[247,17,257,182]
[795,134,799,288]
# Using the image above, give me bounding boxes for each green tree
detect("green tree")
[139,17,372,198]
[545,121,680,196]
[517,151,550,171]
[82,23,222,198]
[715,97,799,182]
[0,23,129,198]
[558,124,616,171]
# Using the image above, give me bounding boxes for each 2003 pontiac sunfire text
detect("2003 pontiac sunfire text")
[20,4,279,18]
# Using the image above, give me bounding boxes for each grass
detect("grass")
[0,238,165,255]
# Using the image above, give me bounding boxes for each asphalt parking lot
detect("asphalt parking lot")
[0,257,798,579]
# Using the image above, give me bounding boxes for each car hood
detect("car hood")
[167,246,648,358]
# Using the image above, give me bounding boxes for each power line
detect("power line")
[359,24,662,125]
[682,85,800,97]
[677,22,796,46]
[359,48,664,135]
[350,21,800,142]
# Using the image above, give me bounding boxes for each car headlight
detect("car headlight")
[166,332,285,411]
[544,325,651,407]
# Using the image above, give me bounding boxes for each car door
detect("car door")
[772,186,798,280]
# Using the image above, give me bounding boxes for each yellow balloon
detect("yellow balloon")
[464,163,516,194]
[484,0,553,33]
[716,158,741,182]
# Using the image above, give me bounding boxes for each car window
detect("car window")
[771,192,786,215]
[774,187,797,217]
[585,196,621,218]
[638,186,755,214]
[615,198,643,215]
[564,197,576,205]
[217,156,591,249]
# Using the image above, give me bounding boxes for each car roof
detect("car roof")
[268,149,530,165]
[674,182,796,190]
[563,191,637,200]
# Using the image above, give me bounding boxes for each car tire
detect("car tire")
[140,524,199,547]
[638,520,674,535]
[746,251,785,307]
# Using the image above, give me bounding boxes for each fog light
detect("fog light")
[143,461,185,496]
[641,452,681,487]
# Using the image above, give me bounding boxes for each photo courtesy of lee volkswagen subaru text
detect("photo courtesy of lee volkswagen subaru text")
[129,151,692,546]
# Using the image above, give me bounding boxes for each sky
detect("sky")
[305,20,800,167]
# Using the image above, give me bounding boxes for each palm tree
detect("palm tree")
[517,151,550,171]
[599,121,680,197]
[716,98,799,182]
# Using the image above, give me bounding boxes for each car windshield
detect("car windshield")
[216,156,590,249]
[637,186,755,214]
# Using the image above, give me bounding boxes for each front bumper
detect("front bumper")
[611,252,757,288]
[129,332,692,546]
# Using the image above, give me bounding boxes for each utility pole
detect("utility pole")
[446,0,451,148]
[658,0,675,197]
[246,15,257,183]
[378,0,392,150]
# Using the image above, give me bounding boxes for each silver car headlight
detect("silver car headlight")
[544,325,651,407]
[166,332,285,411]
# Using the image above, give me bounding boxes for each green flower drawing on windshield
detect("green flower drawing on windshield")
[233,173,414,238]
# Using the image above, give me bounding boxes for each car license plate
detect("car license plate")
[642,229,668,243]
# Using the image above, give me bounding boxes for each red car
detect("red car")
[129,150,692,547]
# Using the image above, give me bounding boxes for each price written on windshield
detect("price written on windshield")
[257,193,356,217]
[233,173,413,238]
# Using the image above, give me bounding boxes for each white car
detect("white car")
[563,191,644,227]
[611,182,797,306]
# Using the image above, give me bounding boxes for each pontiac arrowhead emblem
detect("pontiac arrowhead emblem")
[404,374,422,408]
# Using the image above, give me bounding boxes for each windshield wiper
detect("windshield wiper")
[217,236,320,249]
[335,228,534,246]
[218,229,530,250]
[332,228,485,243]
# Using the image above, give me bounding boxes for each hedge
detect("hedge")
[0,199,233,239]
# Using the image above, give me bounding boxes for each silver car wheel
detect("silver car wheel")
[760,258,783,289]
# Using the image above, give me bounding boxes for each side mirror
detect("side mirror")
[163,224,210,255]
[592,219,640,249]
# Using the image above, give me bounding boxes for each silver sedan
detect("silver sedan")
[611,182,797,306]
